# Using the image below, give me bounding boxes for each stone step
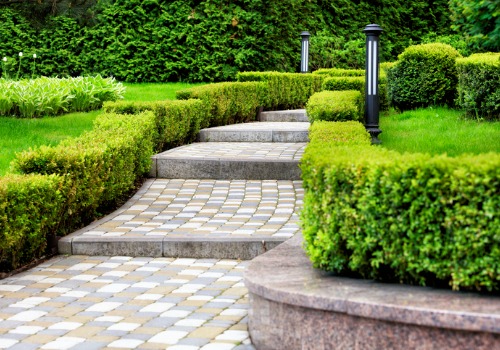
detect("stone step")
[59,179,303,259]
[259,109,309,122]
[198,122,310,143]
[150,142,305,180]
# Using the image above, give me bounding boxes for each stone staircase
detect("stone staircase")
[59,109,310,260]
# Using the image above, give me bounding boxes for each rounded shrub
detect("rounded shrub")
[387,43,462,111]
[456,53,500,121]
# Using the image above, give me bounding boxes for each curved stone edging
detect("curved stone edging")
[244,234,500,350]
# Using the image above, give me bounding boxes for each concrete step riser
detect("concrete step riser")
[198,130,309,143]
[259,109,309,122]
[152,159,301,180]
[59,238,286,260]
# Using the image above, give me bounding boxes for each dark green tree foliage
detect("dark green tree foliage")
[449,0,500,52]
[0,0,452,82]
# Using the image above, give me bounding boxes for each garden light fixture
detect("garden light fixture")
[364,24,383,144]
[300,31,310,73]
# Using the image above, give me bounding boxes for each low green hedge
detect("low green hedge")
[0,76,124,118]
[13,111,157,233]
[456,53,500,121]
[237,71,324,110]
[313,68,365,77]
[176,82,267,128]
[103,99,206,151]
[0,174,66,270]
[306,90,363,122]
[301,121,500,292]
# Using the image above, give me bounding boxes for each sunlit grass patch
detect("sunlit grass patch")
[379,107,500,156]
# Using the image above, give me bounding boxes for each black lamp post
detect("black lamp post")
[363,24,383,144]
[300,31,310,73]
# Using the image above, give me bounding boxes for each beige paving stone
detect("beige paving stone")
[214,315,245,322]
[65,326,104,338]
[53,306,82,317]
[24,334,58,344]
[137,342,168,349]
[41,301,68,308]
[187,326,226,339]
[88,335,120,343]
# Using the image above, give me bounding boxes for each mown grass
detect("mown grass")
[0,111,100,176]
[122,82,204,101]
[379,107,500,156]
[0,82,202,175]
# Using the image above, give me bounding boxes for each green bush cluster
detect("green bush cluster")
[0,1,453,82]
[0,174,66,270]
[104,99,206,151]
[237,72,323,110]
[301,121,500,292]
[176,82,267,128]
[0,76,124,118]
[387,43,462,111]
[306,90,363,122]
[456,53,500,121]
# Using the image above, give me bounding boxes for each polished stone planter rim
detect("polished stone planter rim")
[244,234,500,334]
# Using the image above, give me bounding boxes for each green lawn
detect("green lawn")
[0,82,202,175]
[0,111,100,176]
[122,82,204,101]
[379,107,500,156]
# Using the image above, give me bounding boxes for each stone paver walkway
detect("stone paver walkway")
[72,179,302,239]
[0,256,253,350]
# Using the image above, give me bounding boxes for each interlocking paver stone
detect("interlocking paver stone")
[0,256,254,350]
[59,179,303,259]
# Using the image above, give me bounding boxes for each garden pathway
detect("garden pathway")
[0,110,309,350]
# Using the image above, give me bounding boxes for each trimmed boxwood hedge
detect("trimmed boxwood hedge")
[176,82,267,127]
[237,71,324,110]
[456,53,500,121]
[0,174,66,271]
[104,99,206,151]
[301,121,500,292]
[306,90,363,122]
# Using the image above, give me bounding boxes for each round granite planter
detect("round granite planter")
[243,234,500,350]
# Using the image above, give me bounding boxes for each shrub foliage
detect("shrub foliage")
[237,72,324,110]
[456,53,500,121]
[306,90,363,122]
[387,43,461,111]
[301,121,500,292]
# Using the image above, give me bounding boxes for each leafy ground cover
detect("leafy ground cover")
[0,82,201,175]
[379,107,500,156]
